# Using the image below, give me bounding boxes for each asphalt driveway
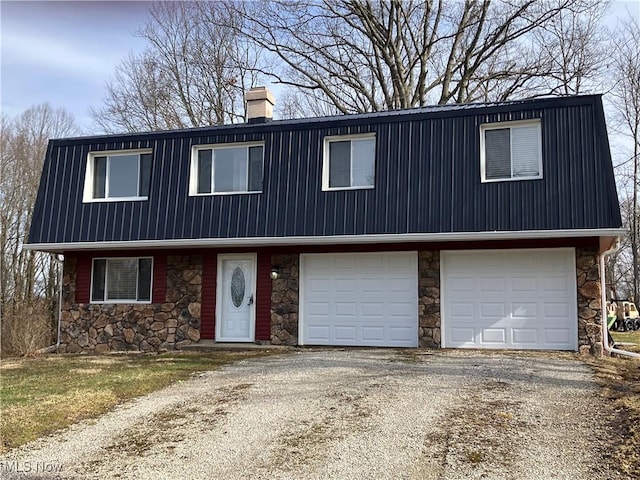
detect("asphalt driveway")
[1,349,622,479]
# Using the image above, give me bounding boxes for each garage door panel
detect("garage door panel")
[511,276,537,293]
[481,328,507,343]
[389,327,415,342]
[543,302,570,318]
[389,277,416,292]
[307,302,330,316]
[307,277,332,293]
[479,303,506,317]
[544,329,572,344]
[479,277,506,293]
[448,277,475,293]
[362,326,384,341]
[334,278,358,293]
[451,302,475,318]
[542,276,570,293]
[360,255,384,269]
[443,249,577,350]
[387,301,414,315]
[361,303,385,317]
[450,327,475,343]
[334,257,357,270]
[511,327,538,343]
[307,325,330,342]
[334,326,357,340]
[512,303,537,318]
[362,278,385,293]
[302,252,418,347]
[335,302,357,317]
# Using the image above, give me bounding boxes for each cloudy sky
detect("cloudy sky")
[1,1,639,134]
[1,1,152,131]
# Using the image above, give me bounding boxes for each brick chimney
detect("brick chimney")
[245,86,275,124]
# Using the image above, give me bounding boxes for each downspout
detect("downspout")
[35,253,65,355]
[54,254,64,352]
[599,240,640,359]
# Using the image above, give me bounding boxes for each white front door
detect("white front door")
[216,254,256,342]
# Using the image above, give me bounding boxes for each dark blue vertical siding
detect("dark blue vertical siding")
[27,95,622,245]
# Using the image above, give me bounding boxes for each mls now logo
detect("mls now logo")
[0,461,63,474]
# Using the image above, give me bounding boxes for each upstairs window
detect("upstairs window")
[91,257,153,303]
[190,143,264,195]
[84,150,152,201]
[481,120,542,182]
[323,134,376,190]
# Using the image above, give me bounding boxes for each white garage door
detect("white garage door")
[442,249,577,350]
[300,252,418,347]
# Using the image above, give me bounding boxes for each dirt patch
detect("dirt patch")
[587,355,640,477]
[416,379,527,479]
[269,382,377,471]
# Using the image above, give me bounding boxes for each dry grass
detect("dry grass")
[587,354,640,477]
[0,302,53,356]
[611,330,640,353]
[0,350,282,453]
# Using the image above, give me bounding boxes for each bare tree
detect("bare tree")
[0,104,78,355]
[534,0,609,95]
[233,0,607,115]
[90,1,262,133]
[608,197,635,299]
[608,14,640,301]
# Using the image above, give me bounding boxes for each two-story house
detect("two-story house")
[26,88,623,354]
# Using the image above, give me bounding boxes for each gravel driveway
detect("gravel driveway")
[1,349,622,479]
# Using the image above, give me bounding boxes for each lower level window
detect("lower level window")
[91,258,152,302]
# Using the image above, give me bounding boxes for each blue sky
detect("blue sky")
[1,0,639,134]
[1,1,151,131]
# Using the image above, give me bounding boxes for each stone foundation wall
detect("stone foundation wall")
[576,247,603,356]
[59,255,202,353]
[270,254,299,346]
[418,251,441,348]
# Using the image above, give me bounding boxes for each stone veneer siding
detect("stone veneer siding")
[270,254,299,346]
[59,255,202,353]
[418,251,441,348]
[575,247,603,356]
[58,247,604,355]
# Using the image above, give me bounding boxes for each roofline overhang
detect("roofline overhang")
[23,228,626,253]
[49,94,602,145]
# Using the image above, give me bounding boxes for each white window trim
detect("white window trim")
[189,142,265,196]
[322,133,376,191]
[90,256,154,304]
[480,119,542,183]
[83,149,152,203]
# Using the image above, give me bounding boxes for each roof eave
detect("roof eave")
[23,228,626,253]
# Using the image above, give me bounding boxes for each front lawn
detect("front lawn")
[611,330,640,353]
[0,351,280,453]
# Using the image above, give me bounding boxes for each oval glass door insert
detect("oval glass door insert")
[230,267,246,308]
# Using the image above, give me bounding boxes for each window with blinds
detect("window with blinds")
[91,257,153,303]
[481,121,542,182]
